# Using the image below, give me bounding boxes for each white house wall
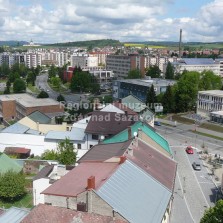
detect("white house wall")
[33,178,50,206]
[0,133,46,156]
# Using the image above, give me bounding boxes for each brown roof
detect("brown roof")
[78,140,133,163]
[33,165,54,181]
[42,162,119,197]
[21,204,127,223]
[4,147,31,154]
[85,111,138,135]
[127,139,177,191]
[112,102,137,115]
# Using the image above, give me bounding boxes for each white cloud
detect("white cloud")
[0,0,222,43]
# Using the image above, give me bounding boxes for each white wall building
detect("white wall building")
[197,90,223,118]
[70,54,98,68]
[171,58,221,76]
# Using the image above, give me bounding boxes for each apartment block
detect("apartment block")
[106,54,145,78]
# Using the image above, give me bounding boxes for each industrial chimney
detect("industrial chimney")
[179,29,182,58]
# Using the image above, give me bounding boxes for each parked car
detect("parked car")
[192,162,201,171]
[154,121,161,126]
[185,146,194,154]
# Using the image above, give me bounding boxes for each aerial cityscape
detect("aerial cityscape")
[0,0,223,223]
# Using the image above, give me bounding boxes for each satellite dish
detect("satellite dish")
[133,132,137,137]
[100,135,105,140]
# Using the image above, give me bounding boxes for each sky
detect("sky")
[0,0,222,44]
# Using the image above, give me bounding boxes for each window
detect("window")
[92,134,99,140]
[77,144,81,149]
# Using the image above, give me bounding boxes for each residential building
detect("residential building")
[0,94,64,121]
[70,54,98,68]
[210,111,223,124]
[106,54,145,78]
[197,90,223,118]
[145,56,177,74]
[113,78,176,102]
[25,53,42,68]
[121,94,155,126]
[89,51,112,65]
[21,204,126,223]
[41,140,176,223]
[103,121,172,158]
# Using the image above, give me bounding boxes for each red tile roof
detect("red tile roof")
[42,162,119,197]
[4,147,31,154]
[21,204,127,223]
[127,139,177,191]
[85,111,138,135]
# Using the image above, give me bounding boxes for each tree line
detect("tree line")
[146,70,223,113]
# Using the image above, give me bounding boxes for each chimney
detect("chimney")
[87,176,95,190]
[138,128,142,139]
[118,98,122,103]
[119,156,126,164]
[127,126,132,140]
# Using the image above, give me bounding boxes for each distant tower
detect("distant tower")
[179,29,182,58]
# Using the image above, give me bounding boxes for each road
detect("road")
[36,74,112,106]
[155,125,222,223]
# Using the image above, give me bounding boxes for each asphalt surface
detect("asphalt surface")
[155,125,222,223]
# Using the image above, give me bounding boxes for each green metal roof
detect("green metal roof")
[28,111,51,124]
[0,153,23,174]
[103,122,172,155]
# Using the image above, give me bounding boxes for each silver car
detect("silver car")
[192,162,201,171]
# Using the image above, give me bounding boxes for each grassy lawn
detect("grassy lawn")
[171,114,195,124]
[190,130,223,141]
[0,193,33,209]
[27,84,40,94]
[200,123,223,133]
[48,82,68,93]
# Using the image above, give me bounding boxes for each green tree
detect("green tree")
[70,71,91,93]
[0,62,10,77]
[13,78,26,93]
[0,171,26,201]
[8,72,20,83]
[48,65,57,79]
[146,65,161,78]
[57,138,76,165]
[200,199,223,223]
[162,85,175,113]
[146,84,157,112]
[175,71,200,112]
[51,76,61,89]
[127,69,142,79]
[37,90,49,98]
[57,94,66,103]
[26,71,35,85]
[199,70,222,90]
[165,62,174,79]
[103,95,113,104]
[41,149,58,160]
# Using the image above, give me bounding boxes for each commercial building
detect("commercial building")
[171,58,221,76]
[0,94,64,121]
[106,54,145,78]
[112,78,176,102]
[197,90,223,119]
